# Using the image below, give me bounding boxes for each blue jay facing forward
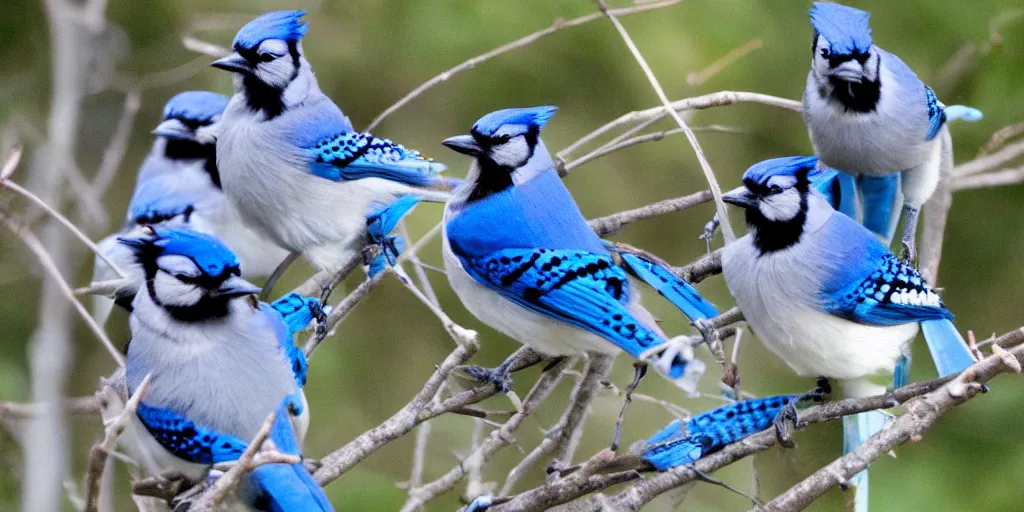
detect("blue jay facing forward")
[441,107,717,449]
[92,91,287,322]
[209,11,452,272]
[118,226,331,511]
[720,158,975,512]
[802,2,981,262]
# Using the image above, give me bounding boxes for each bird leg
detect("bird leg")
[773,377,831,448]
[611,360,649,452]
[900,205,920,264]
[260,252,301,301]
[460,353,518,394]
[699,212,721,254]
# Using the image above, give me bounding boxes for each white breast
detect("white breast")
[722,235,916,381]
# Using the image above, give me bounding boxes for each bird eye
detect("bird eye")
[769,184,782,194]
[259,53,278,63]
[494,134,511,144]
[819,48,830,59]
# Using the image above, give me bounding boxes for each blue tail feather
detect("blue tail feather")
[857,175,901,244]
[893,353,911,389]
[843,411,889,512]
[243,399,333,511]
[920,318,975,377]
[612,248,718,322]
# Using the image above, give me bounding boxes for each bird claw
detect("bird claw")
[694,318,717,346]
[699,213,721,254]
[458,364,513,394]
[773,378,831,448]
[900,239,916,265]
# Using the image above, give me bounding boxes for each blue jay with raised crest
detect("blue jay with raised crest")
[720,157,975,512]
[209,11,452,271]
[92,91,287,322]
[117,226,331,511]
[802,2,981,261]
[441,107,718,448]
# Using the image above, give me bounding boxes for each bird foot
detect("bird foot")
[458,364,514,394]
[773,378,831,448]
[694,318,718,346]
[900,239,917,265]
[699,213,721,254]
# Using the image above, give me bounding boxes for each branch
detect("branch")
[0,212,125,366]
[558,124,742,173]
[549,354,613,470]
[673,248,722,284]
[754,332,1024,511]
[588,190,713,237]
[953,138,1024,177]
[953,165,1024,191]
[0,396,100,422]
[363,0,683,132]
[83,374,151,512]
[593,0,735,242]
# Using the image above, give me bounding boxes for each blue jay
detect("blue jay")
[117,226,331,511]
[802,2,981,261]
[720,157,975,512]
[441,106,717,447]
[209,11,452,271]
[92,91,287,322]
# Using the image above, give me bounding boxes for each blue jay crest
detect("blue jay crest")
[233,10,308,50]
[118,227,240,279]
[743,155,818,186]
[472,106,558,136]
[810,2,872,55]
[163,91,229,125]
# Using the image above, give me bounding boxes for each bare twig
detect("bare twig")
[977,122,1024,157]
[549,354,613,470]
[0,213,125,365]
[303,270,386,358]
[90,90,141,197]
[364,0,683,132]
[954,138,1024,177]
[0,396,101,422]
[673,248,723,284]
[953,166,1024,191]
[919,129,954,284]
[562,124,742,173]
[181,35,230,57]
[687,38,763,86]
[589,190,713,237]
[2,179,126,278]
[84,374,151,512]
[190,410,299,512]
[0,146,22,180]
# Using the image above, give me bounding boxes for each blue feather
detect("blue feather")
[643,395,796,471]
[472,106,558,136]
[447,170,608,259]
[920,318,975,377]
[857,174,901,244]
[243,399,333,512]
[233,11,308,50]
[364,196,418,277]
[118,227,239,279]
[820,216,953,326]
[810,2,872,55]
[126,182,199,226]
[611,247,718,321]
[309,132,447,187]
[163,91,229,124]
[262,299,311,386]
[924,85,947,141]
[944,105,983,123]
[893,353,911,389]
[843,411,889,512]
[136,402,248,464]
[744,155,818,184]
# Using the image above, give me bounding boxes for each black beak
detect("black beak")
[442,134,481,157]
[721,186,757,209]
[212,276,262,299]
[211,53,253,75]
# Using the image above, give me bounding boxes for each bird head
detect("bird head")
[809,2,878,85]
[212,10,308,91]
[118,227,260,321]
[152,91,229,143]
[442,106,557,201]
[723,156,837,253]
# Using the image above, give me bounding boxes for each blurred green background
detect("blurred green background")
[1,0,1022,510]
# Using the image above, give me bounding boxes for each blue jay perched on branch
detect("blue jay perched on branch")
[720,157,975,512]
[92,91,287,322]
[117,226,331,511]
[441,106,718,448]
[802,2,981,261]
[209,11,453,272]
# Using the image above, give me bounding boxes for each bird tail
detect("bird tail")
[893,352,912,389]
[609,243,719,322]
[843,411,890,512]
[920,318,976,377]
[944,105,983,123]
[243,399,333,512]
[856,174,902,245]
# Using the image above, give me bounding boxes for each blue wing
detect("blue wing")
[261,301,311,387]
[307,131,447,187]
[924,85,946,141]
[820,216,953,326]
[243,398,334,512]
[857,175,901,244]
[364,195,419,277]
[608,244,718,322]
[457,248,663,358]
[642,395,795,471]
[136,402,248,464]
